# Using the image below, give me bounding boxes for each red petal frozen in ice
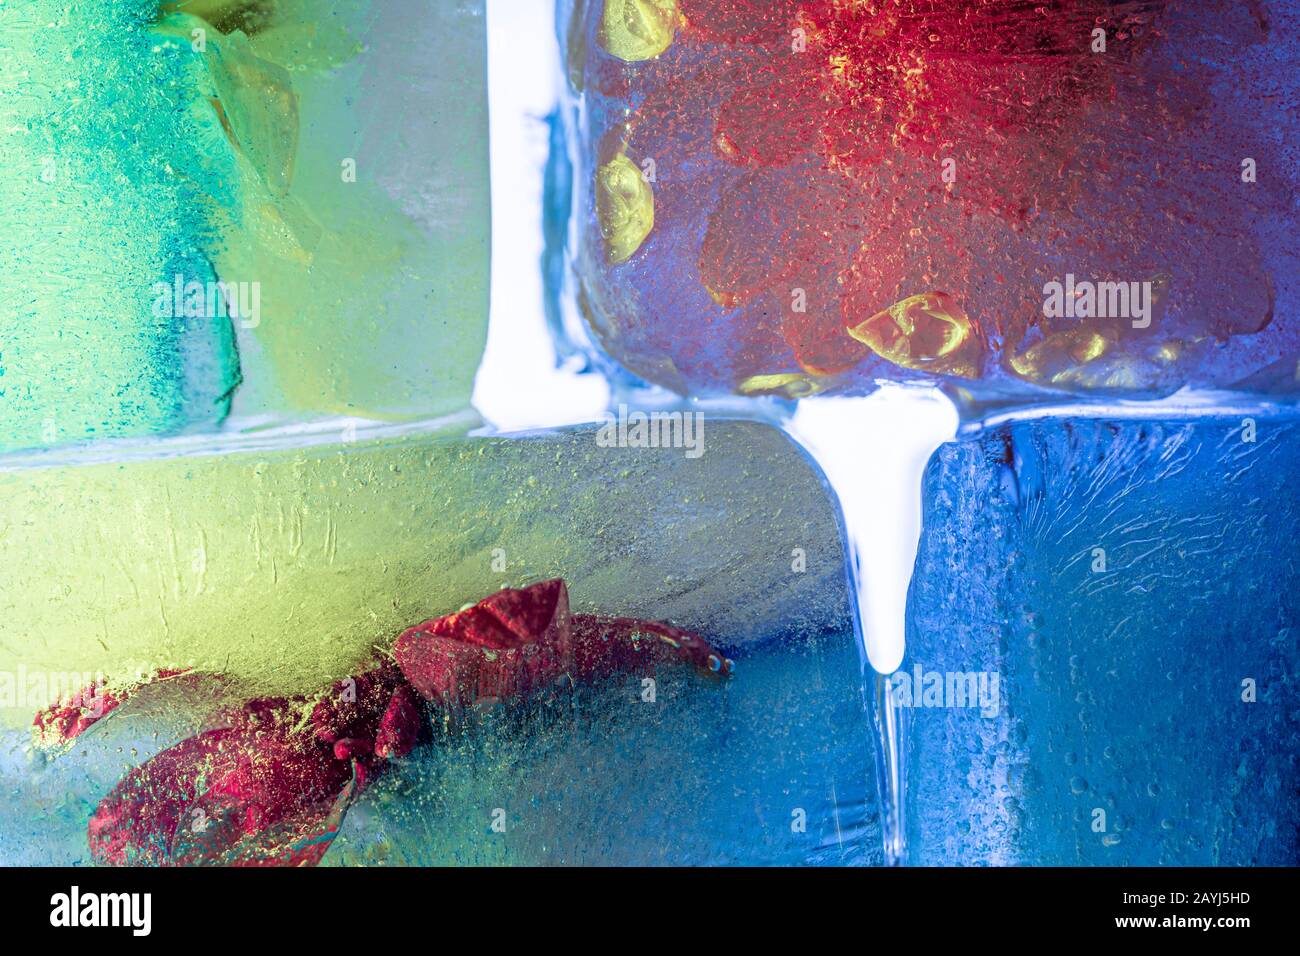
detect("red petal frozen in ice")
[393,579,572,706]
[32,668,191,749]
[571,614,733,680]
[167,772,357,868]
[88,719,355,867]
[393,630,489,709]
[468,578,570,648]
[777,270,869,376]
[88,669,416,867]
[374,684,421,760]
[395,581,732,706]
[82,581,730,866]
[309,665,409,747]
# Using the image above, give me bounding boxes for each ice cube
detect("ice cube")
[555,0,1300,408]
[0,1,491,454]
[0,418,882,864]
[906,412,1300,863]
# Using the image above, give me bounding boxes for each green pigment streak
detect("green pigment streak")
[0,0,242,450]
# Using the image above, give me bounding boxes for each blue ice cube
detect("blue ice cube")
[906,413,1300,864]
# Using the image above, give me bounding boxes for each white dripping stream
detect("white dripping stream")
[785,387,959,865]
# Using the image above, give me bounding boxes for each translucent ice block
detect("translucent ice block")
[0,0,490,451]
[555,0,1300,408]
[205,0,492,423]
[905,412,1300,864]
[0,419,850,725]
[0,420,880,866]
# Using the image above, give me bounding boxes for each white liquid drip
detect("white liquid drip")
[785,386,958,865]
[787,386,959,675]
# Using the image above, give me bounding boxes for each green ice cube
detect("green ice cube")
[0,0,491,450]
